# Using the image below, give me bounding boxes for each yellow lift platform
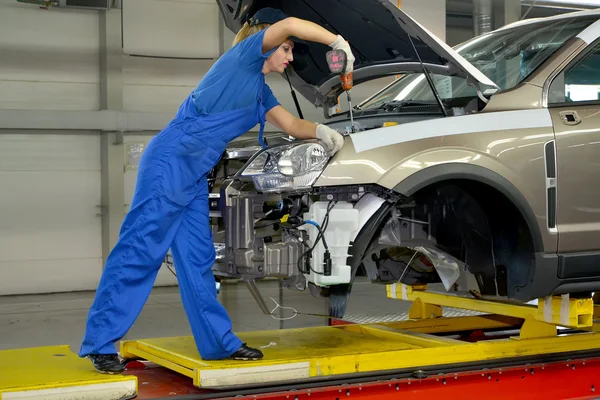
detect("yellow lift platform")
[116,283,600,390]
[3,284,600,399]
[0,345,137,399]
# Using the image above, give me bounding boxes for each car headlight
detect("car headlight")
[238,141,330,192]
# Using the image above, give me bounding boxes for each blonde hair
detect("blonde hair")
[233,22,271,46]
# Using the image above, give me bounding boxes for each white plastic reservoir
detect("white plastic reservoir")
[299,201,359,286]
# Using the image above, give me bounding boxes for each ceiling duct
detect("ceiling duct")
[473,0,493,36]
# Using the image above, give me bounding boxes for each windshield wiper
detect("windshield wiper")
[377,100,441,112]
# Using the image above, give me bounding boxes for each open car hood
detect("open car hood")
[217,0,499,109]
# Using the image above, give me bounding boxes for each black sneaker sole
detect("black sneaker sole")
[87,356,125,374]
[230,356,262,361]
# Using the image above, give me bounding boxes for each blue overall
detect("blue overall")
[79,29,280,360]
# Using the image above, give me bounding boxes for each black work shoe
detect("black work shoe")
[229,343,264,361]
[88,354,125,374]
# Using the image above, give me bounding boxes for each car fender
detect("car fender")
[378,150,547,253]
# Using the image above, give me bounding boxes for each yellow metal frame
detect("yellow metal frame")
[120,315,600,389]
[5,284,599,393]
[387,283,594,339]
[114,283,600,389]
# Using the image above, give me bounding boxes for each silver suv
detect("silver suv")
[213,0,600,318]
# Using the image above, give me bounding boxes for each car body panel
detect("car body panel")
[314,17,600,258]
[315,109,557,253]
[541,36,600,261]
[480,83,545,112]
[432,129,556,254]
[549,105,600,253]
[317,136,443,187]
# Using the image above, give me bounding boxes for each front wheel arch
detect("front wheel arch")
[393,163,544,254]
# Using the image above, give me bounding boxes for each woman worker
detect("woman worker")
[78,7,354,374]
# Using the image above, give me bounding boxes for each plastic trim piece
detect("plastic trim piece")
[558,251,600,279]
[328,199,394,318]
[544,140,558,233]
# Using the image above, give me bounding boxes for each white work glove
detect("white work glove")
[316,124,344,156]
[328,35,355,75]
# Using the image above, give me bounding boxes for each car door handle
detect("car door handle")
[559,110,581,125]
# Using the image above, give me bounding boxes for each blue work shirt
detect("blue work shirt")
[191,29,281,115]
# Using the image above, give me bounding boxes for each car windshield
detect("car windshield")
[358,15,598,110]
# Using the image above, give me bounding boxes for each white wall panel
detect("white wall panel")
[122,56,211,113]
[123,84,195,114]
[0,259,102,295]
[0,133,102,295]
[393,0,447,41]
[0,3,100,110]
[123,0,220,59]
[0,81,99,111]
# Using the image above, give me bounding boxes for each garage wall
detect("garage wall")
[0,132,102,295]
[0,3,103,295]
[0,3,100,111]
[121,0,218,114]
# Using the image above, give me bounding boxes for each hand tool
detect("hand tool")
[326,48,355,133]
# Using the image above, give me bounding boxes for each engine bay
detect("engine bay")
[214,180,380,293]
[214,176,487,310]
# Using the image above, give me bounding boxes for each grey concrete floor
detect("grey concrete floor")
[0,276,415,354]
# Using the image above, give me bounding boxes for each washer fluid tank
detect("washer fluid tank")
[300,201,359,286]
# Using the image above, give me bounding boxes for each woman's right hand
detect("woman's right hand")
[316,124,345,156]
[328,35,355,75]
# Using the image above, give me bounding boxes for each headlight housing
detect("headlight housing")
[238,141,330,193]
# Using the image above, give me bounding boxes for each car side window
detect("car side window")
[549,42,600,105]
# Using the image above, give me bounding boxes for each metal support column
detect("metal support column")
[99,7,125,266]
[494,0,521,28]
[473,0,494,36]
